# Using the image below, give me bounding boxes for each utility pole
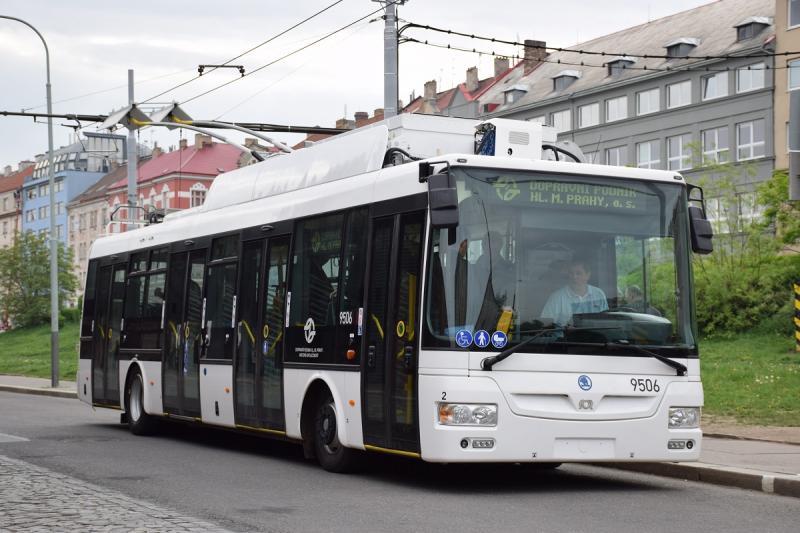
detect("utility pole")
[376,1,407,118]
[127,70,138,226]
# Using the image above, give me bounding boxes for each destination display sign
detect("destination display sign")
[491,176,651,213]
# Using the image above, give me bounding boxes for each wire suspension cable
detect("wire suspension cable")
[404,37,791,73]
[179,1,399,105]
[142,0,346,103]
[403,21,800,60]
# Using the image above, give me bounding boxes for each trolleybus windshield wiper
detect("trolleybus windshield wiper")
[480,326,619,371]
[605,339,687,376]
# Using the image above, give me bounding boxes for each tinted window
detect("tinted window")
[205,263,237,359]
[335,208,369,364]
[81,260,98,337]
[211,235,239,261]
[286,213,344,364]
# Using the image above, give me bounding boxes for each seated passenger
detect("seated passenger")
[540,258,608,326]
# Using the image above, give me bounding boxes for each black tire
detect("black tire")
[125,370,157,436]
[313,393,359,473]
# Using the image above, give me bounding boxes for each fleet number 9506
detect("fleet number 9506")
[631,378,660,392]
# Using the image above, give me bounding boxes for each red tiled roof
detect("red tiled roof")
[110,143,242,189]
[0,165,32,193]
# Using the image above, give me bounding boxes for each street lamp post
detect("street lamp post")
[1,15,59,387]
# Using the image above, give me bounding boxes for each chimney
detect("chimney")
[424,80,437,101]
[523,39,547,74]
[179,138,188,150]
[194,133,212,149]
[244,138,258,148]
[354,111,369,126]
[151,144,162,158]
[494,56,510,77]
[466,67,479,92]
[335,118,355,129]
[3,165,11,176]
[374,108,384,119]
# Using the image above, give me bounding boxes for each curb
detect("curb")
[0,384,77,399]
[703,431,800,447]
[601,461,800,499]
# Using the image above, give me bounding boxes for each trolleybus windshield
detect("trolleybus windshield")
[424,167,696,357]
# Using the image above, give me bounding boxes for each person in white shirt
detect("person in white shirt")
[540,258,608,326]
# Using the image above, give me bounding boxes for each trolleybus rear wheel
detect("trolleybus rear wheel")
[314,394,358,473]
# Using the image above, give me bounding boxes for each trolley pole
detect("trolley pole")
[126,70,138,228]
[0,15,59,386]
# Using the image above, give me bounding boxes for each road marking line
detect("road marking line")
[0,432,29,443]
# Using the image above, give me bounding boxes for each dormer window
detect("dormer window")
[664,38,700,58]
[503,84,528,105]
[607,56,635,77]
[734,17,771,42]
[552,70,581,92]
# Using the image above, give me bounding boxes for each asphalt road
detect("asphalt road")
[1,392,798,533]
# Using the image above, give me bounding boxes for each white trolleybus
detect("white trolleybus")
[78,115,714,472]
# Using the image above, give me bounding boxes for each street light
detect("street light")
[0,15,59,387]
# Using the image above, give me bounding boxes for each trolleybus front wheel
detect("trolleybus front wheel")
[314,394,358,473]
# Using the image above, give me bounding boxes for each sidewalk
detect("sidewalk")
[2,375,799,498]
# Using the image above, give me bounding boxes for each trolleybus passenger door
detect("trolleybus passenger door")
[234,236,289,430]
[363,210,425,453]
[92,263,125,405]
[163,248,206,418]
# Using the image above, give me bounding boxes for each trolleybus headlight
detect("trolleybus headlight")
[668,407,700,429]
[437,403,497,426]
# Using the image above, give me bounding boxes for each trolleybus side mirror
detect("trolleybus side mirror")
[689,205,713,254]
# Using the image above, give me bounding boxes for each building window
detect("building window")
[26,210,35,222]
[2,197,7,212]
[2,221,7,235]
[636,88,660,115]
[553,74,578,92]
[792,0,800,28]
[89,211,97,229]
[38,206,48,219]
[736,192,761,230]
[101,208,108,226]
[55,180,63,193]
[702,127,730,164]
[79,213,86,231]
[736,119,765,160]
[39,183,49,197]
[56,225,63,239]
[528,115,546,124]
[736,63,765,93]
[667,134,692,170]
[605,145,627,166]
[56,202,64,216]
[190,184,207,207]
[636,140,660,169]
[26,189,36,200]
[605,96,628,122]
[789,60,800,90]
[578,103,599,128]
[161,188,170,209]
[702,72,728,100]
[550,109,571,133]
[666,42,697,58]
[667,80,691,108]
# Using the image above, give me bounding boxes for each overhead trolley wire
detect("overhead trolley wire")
[403,21,800,61]
[142,0,346,104]
[179,1,401,105]
[404,37,793,73]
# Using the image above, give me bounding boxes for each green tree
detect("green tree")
[0,232,77,328]
[756,169,800,245]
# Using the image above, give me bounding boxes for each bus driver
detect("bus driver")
[540,258,608,326]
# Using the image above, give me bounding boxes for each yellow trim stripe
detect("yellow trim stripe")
[364,444,421,459]
[241,320,256,345]
[236,424,287,436]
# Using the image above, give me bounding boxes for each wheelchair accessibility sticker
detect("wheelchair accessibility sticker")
[455,330,473,348]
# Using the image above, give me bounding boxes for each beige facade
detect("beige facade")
[0,188,20,249]
[774,0,800,169]
[68,197,109,296]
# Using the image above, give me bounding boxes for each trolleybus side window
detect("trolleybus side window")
[204,235,239,360]
[334,208,369,364]
[122,248,167,350]
[81,260,98,339]
[286,212,344,364]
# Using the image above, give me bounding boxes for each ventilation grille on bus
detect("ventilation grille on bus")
[508,131,530,146]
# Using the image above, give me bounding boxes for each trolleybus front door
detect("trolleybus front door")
[233,236,289,430]
[92,262,125,406]
[363,211,425,453]
[163,249,206,418]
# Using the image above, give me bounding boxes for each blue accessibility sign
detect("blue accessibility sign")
[455,330,473,348]
[491,331,508,349]
[474,330,490,348]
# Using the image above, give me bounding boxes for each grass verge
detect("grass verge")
[701,332,799,426]
[0,321,79,381]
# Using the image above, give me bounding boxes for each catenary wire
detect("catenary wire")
[141,0,346,103]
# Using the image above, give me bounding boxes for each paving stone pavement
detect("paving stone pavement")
[0,454,232,532]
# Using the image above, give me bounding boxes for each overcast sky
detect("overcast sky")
[0,0,714,169]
